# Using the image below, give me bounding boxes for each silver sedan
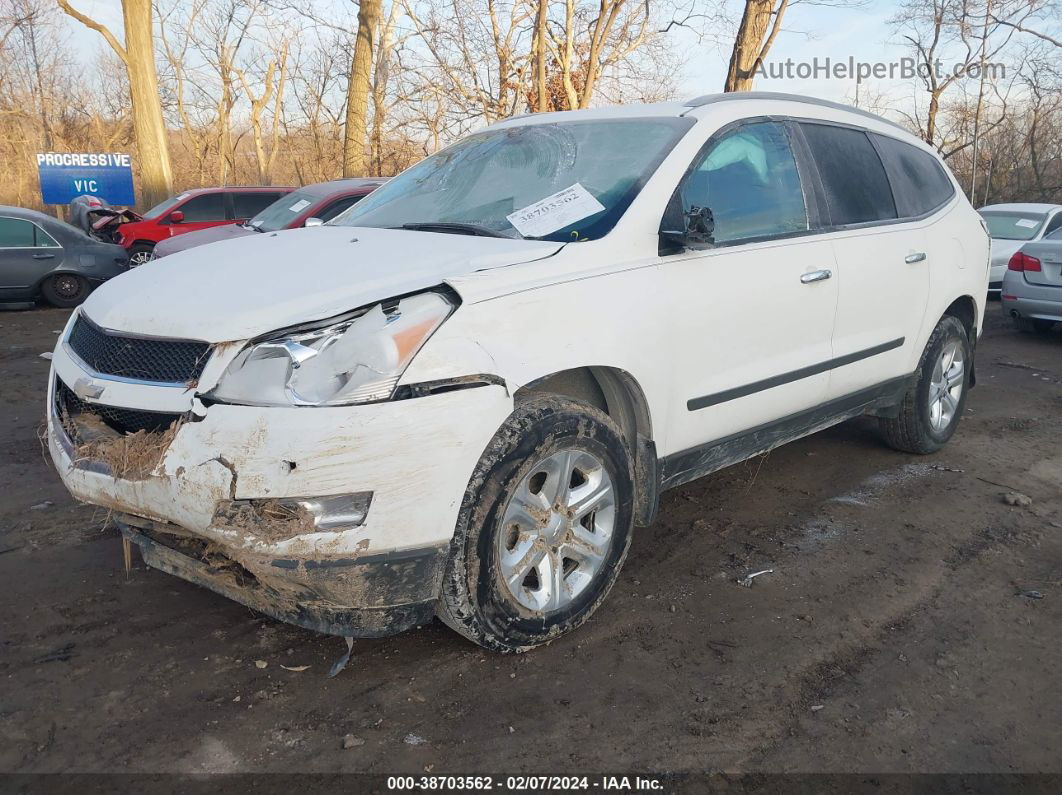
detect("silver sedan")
[1002,228,1062,334]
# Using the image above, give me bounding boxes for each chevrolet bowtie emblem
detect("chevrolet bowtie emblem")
[73,377,104,400]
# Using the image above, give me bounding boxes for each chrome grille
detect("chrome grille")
[54,378,181,439]
[67,314,211,384]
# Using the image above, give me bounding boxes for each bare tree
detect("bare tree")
[890,0,1043,148]
[724,0,786,92]
[56,0,174,205]
[343,0,382,176]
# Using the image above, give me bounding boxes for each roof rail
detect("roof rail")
[683,91,906,132]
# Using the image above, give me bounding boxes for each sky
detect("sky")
[62,0,931,111]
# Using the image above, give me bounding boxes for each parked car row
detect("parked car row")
[1,179,383,307]
[45,92,995,652]
[979,202,1062,334]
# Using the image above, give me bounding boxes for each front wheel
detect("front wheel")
[879,315,971,454]
[128,244,155,267]
[438,395,635,652]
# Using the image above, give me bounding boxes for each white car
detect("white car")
[978,202,1062,295]
[47,92,989,652]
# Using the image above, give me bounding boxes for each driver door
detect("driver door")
[660,120,839,457]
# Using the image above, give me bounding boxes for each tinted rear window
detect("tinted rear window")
[800,123,896,226]
[179,193,227,221]
[234,192,286,218]
[872,134,954,217]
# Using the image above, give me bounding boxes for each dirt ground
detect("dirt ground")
[1,302,1059,776]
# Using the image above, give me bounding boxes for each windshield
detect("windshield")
[333,118,692,242]
[979,211,1046,241]
[144,193,190,219]
[247,189,319,232]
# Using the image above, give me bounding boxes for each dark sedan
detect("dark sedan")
[152,178,385,259]
[0,206,129,307]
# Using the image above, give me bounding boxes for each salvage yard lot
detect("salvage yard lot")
[1,304,1060,774]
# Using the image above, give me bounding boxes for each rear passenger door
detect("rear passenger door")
[796,122,931,398]
[661,120,839,453]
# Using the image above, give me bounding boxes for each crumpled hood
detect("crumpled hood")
[82,226,562,341]
[154,223,255,257]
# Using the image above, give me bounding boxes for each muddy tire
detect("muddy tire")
[879,315,971,455]
[437,395,635,652]
[40,273,90,308]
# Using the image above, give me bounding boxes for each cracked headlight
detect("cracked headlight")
[208,291,455,407]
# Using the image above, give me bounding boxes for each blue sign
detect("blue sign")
[37,152,136,206]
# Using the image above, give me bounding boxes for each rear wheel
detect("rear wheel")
[128,243,154,266]
[438,395,635,652]
[40,273,89,308]
[880,315,971,455]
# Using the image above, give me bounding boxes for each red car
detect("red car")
[152,179,385,260]
[118,186,294,265]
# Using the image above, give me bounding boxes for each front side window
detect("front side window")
[0,217,36,247]
[872,134,955,218]
[144,194,187,219]
[676,121,808,244]
[979,211,1046,241]
[801,123,897,226]
[333,118,693,242]
[179,193,227,222]
[317,195,363,222]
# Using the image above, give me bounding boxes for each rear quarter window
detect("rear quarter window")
[871,134,955,218]
[800,123,897,226]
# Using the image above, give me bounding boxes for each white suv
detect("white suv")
[47,92,989,652]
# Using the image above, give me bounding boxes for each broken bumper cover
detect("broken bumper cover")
[117,516,446,636]
[47,361,514,637]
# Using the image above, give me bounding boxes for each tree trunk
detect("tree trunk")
[925,90,940,147]
[533,0,548,111]
[122,0,172,206]
[725,0,775,92]
[57,0,174,207]
[343,0,382,177]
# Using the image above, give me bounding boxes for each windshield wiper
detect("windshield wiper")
[398,222,512,239]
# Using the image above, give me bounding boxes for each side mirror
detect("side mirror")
[659,202,715,253]
[169,210,185,223]
[303,217,324,228]
[683,206,715,247]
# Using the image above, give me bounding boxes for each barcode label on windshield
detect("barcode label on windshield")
[506,183,605,238]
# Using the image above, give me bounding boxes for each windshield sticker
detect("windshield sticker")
[506,183,605,238]
[288,199,311,213]
[176,193,190,201]
[1014,218,1039,228]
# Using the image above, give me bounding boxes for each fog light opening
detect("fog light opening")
[278,492,374,532]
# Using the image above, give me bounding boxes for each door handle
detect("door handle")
[800,269,832,284]
[32,253,55,259]
[905,252,927,264]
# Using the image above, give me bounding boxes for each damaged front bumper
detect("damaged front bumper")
[116,515,446,636]
[46,341,514,638]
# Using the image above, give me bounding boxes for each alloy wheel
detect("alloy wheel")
[496,449,616,613]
